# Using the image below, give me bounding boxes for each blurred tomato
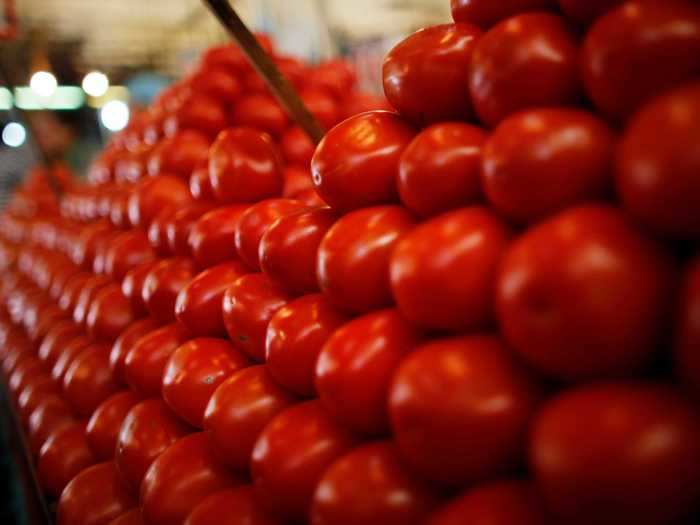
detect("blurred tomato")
[164,95,228,139]
[143,258,197,324]
[557,0,622,25]
[190,161,216,201]
[300,88,340,130]
[86,284,136,342]
[189,206,247,269]
[107,510,144,525]
[73,275,112,325]
[109,318,159,384]
[148,207,178,257]
[675,257,700,399]
[190,67,243,104]
[231,94,289,137]
[122,261,156,317]
[147,130,211,178]
[166,202,214,257]
[280,126,314,168]
[451,0,555,27]
[87,390,140,460]
[184,486,280,525]
[28,396,76,455]
[17,374,60,424]
[282,166,314,198]
[63,344,121,417]
[38,422,96,498]
[128,175,192,228]
[104,230,155,280]
[51,335,92,382]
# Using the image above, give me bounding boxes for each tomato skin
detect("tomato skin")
[231,94,289,137]
[189,162,215,201]
[87,390,140,460]
[189,206,248,268]
[143,258,197,324]
[72,222,114,270]
[311,441,439,525]
[184,486,280,525]
[222,274,291,362]
[166,202,214,257]
[383,24,481,126]
[8,356,47,398]
[149,207,177,257]
[128,175,192,229]
[122,262,156,318]
[17,374,60,424]
[311,111,416,213]
[581,2,700,122]
[109,318,159,385]
[557,0,622,25]
[116,399,191,491]
[147,130,211,178]
[28,395,76,455]
[497,205,675,381]
[57,462,136,525]
[190,67,242,104]
[674,257,700,399]
[107,510,144,525]
[162,338,250,428]
[451,0,555,28]
[73,275,112,325]
[469,13,580,127]
[63,345,121,418]
[38,422,96,498]
[482,109,615,223]
[427,480,548,525]
[317,206,415,314]
[175,262,250,337]
[203,365,298,471]
[390,207,510,332]
[282,166,314,198]
[59,273,93,312]
[530,383,700,525]
[301,88,341,130]
[616,82,700,239]
[163,94,228,140]
[141,433,241,525]
[389,335,542,487]
[104,230,155,281]
[86,284,136,342]
[280,126,315,168]
[259,207,337,295]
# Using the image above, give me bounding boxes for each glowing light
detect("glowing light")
[100,100,130,131]
[82,71,110,97]
[2,122,27,148]
[30,71,58,97]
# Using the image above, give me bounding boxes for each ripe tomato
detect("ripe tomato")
[616,82,700,239]
[86,284,136,342]
[530,383,700,525]
[57,462,136,525]
[389,335,542,487]
[280,126,315,168]
[231,94,289,137]
[128,175,192,228]
[451,0,555,28]
[104,230,156,280]
[87,390,140,460]
[300,88,340,130]
[496,205,676,381]
[581,1,700,121]
[311,111,416,212]
[17,374,60,424]
[162,338,250,428]
[203,365,297,471]
[675,257,700,399]
[390,207,510,332]
[116,399,191,491]
[72,221,114,270]
[166,202,214,257]
[469,13,580,127]
[51,335,93,382]
[59,273,93,312]
[143,258,197,324]
[109,318,158,385]
[222,273,291,362]
[38,422,96,498]
[148,207,178,257]
[184,486,280,525]
[107,510,144,525]
[234,198,307,271]
[557,0,622,25]
[175,261,250,337]
[339,92,392,120]
[203,36,274,72]
[122,261,156,317]
[28,396,76,455]
[190,67,243,104]
[259,207,337,295]
[72,274,112,325]
[190,161,216,201]
[251,400,358,522]
[306,61,356,101]
[316,309,420,436]
[317,206,415,314]
[189,206,248,269]
[282,166,314,198]
[8,356,47,397]
[63,344,121,417]
[141,433,240,525]
[147,130,211,178]
[311,441,439,525]
[163,94,228,140]
[266,294,348,397]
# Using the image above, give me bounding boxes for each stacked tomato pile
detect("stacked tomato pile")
[2,0,700,523]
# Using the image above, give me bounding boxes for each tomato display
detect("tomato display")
[189,206,248,268]
[142,258,197,324]
[38,422,96,497]
[184,486,280,525]
[86,390,140,460]
[63,344,120,417]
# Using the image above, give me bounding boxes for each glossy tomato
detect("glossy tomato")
[189,206,248,269]
[231,94,289,138]
[280,126,315,168]
[86,284,136,342]
[51,335,92,382]
[128,175,192,229]
[72,274,112,325]
[142,258,197,324]
[86,390,140,460]
[163,94,228,140]
[122,262,156,318]
[103,230,155,280]
[63,344,121,417]
[38,422,96,498]
[189,161,215,201]
[451,0,555,28]
[147,130,211,178]
[148,207,177,257]
[675,257,700,399]
[166,202,214,257]
[109,318,159,384]
[190,67,242,104]
[282,166,314,199]
[28,395,76,455]
[300,88,340,130]
[17,374,60,424]
[184,486,280,525]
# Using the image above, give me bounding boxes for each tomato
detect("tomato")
[339,92,392,120]
[203,365,297,471]
[121,261,156,318]
[209,128,284,204]
[581,2,700,121]
[190,161,216,201]
[57,462,136,525]
[190,67,243,104]
[306,61,356,101]
[72,222,114,270]
[143,258,197,324]
[259,207,337,295]
[116,399,191,490]
[266,294,348,397]
[189,206,248,268]
[114,146,150,184]
[300,88,340,130]
[8,356,47,397]
[235,198,307,271]
[107,510,144,525]
[73,274,112,325]
[163,338,250,427]
[63,344,121,417]
[166,202,214,257]
[616,82,700,239]
[128,175,192,228]
[147,130,211,178]
[149,207,178,257]
[87,390,140,460]
[51,335,92,382]
[163,94,228,140]
[530,383,700,525]
[675,257,700,399]
[104,230,155,280]
[58,273,93,312]
[124,323,191,397]
[451,0,555,28]
[38,422,96,497]
[251,400,357,522]
[175,261,250,337]
[231,94,289,137]
[109,187,134,228]
[280,126,314,168]
[311,111,416,212]
[17,374,60,424]
[203,37,274,72]
[311,441,439,525]
[86,284,136,342]
[427,480,548,525]
[28,396,76,455]
[469,13,580,127]
[282,166,313,199]
[141,433,240,525]
[49,262,81,300]
[184,486,280,525]
[109,318,158,384]
[317,206,415,314]
[222,273,291,362]
[496,205,676,381]
[557,0,622,25]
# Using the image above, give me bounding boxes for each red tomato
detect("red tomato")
[427,480,548,525]
[121,261,156,318]
[190,67,243,104]
[469,13,580,127]
[57,462,136,525]
[530,383,700,525]
[317,206,415,314]
[163,94,228,140]
[147,130,211,178]
[8,356,47,397]
[63,344,121,417]
[86,284,136,342]
[109,318,159,384]
[59,273,93,312]
[175,261,250,337]
[189,161,215,201]
[107,510,144,525]
[306,61,356,101]
[280,126,315,168]
[124,323,191,397]
[222,273,291,361]
[496,205,676,381]
[72,222,114,270]
[38,422,96,498]
[104,230,155,280]
[203,365,297,471]
[282,165,314,198]
[116,399,191,491]
[184,486,280,525]
[87,390,140,460]
[73,274,112,325]
[231,94,289,137]
[143,258,197,324]
[390,207,510,332]
[234,199,307,271]
[451,0,555,28]
[28,396,76,455]
[316,309,420,436]
[311,441,439,525]
[311,111,416,212]
[266,294,348,397]
[203,37,274,72]
[189,206,248,268]
[141,433,240,525]
[300,88,341,130]
[51,335,93,382]
[557,0,622,25]
[166,202,214,257]
[114,146,150,184]
[127,175,192,228]
[675,257,700,399]
[616,82,700,239]
[251,400,357,522]
[259,207,337,295]
[109,187,134,228]
[17,374,60,424]
[581,2,700,121]
[148,207,177,256]
[162,338,250,428]
[209,128,284,204]
[339,92,392,120]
